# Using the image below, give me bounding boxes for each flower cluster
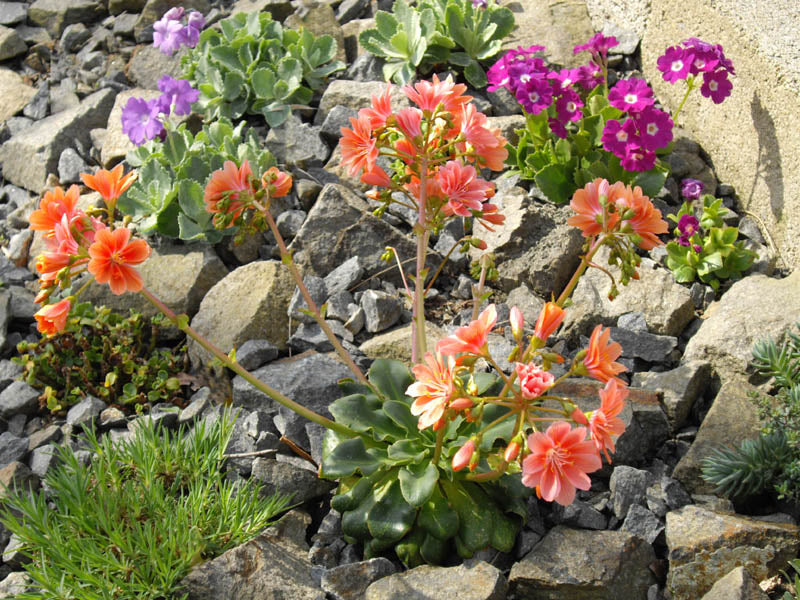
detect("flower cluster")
[29,166,150,335]
[487,43,603,137]
[339,75,507,231]
[121,75,199,146]
[657,37,734,104]
[153,7,205,56]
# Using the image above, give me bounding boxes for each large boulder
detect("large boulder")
[366,561,507,600]
[0,68,37,122]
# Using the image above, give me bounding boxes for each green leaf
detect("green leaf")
[320,438,381,478]
[463,60,487,89]
[375,11,399,38]
[251,68,276,99]
[632,168,669,198]
[398,461,439,507]
[448,51,472,67]
[369,359,414,403]
[222,71,245,101]
[418,484,459,540]
[420,533,447,564]
[387,439,427,462]
[383,400,422,435]
[330,394,406,440]
[440,480,492,554]
[210,46,244,73]
[534,163,573,204]
[331,474,379,512]
[341,484,381,540]
[367,479,416,542]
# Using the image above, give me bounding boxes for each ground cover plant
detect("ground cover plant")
[0,411,292,599]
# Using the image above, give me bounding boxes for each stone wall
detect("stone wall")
[584,0,800,269]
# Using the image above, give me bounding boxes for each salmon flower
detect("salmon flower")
[436,304,497,357]
[533,302,566,342]
[404,74,472,114]
[395,107,423,140]
[452,440,476,472]
[358,83,393,129]
[29,185,81,236]
[80,164,137,205]
[567,178,624,237]
[438,161,494,217]
[261,167,292,198]
[522,421,602,505]
[204,160,254,225]
[87,227,151,295]
[583,324,627,384]
[589,378,628,461]
[515,362,555,399]
[340,114,378,176]
[34,298,72,335]
[406,351,461,430]
[616,185,668,250]
[35,251,74,282]
[361,164,393,188]
[456,103,509,171]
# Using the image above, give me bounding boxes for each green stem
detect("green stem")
[431,426,446,465]
[412,157,430,364]
[672,77,696,124]
[554,233,609,307]
[471,255,489,322]
[138,287,362,440]
[254,200,368,385]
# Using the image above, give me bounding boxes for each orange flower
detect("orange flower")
[261,167,292,198]
[204,160,254,225]
[480,129,509,171]
[522,421,602,505]
[87,227,151,295]
[361,164,393,188]
[452,440,476,472]
[583,324,627,384]
[436,304,497,357]
[34,298,71,335]
[404,74,472,114]
[80,164,136,204]
[340,114,378,176]
[358,83,393,129]
[457,104,508,171]
[616,185,668,250]
[35,251,73,282]
[29,185,81,235]
[589,379,628,461]
[406,351,458,430]
[533,302,566,342]
[567,178,623,237]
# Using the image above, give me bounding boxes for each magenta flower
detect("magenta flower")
[575,63,604,90]
[158,75,199,116]
[633,107,673,151]
[516,78,553,114]
[657,46,694,83]
[601,119,639,157]
[121,97,165,146]
[471,0,488,7]
[620,145,656,172]
[677,214,700,246]
[701,70,733,104]
[555,89,583,123]
[608,78,654,113]
[573,33,619,64]
[681,178,704,200]
[153,16,185,55]
[548,117,569,139]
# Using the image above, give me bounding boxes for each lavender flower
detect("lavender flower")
[153,15,185,56]
[681,178,705,200]
[158,75,199,116]
[121,97,165,146]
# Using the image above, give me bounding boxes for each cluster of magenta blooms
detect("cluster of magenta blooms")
[487,34,733,173]
[120,8,204,146]
[677,177,704,251]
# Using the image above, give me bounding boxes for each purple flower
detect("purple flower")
[573,33,619,60]
[574,63,603,90]
[700,70,732,104]
[601,119,639,158]
[608,78,654,113]
[153,16,185,55]
[179,12,205,48]
[471,0,488,7]
[657,46,694,83]
[678,214,701,246]
[121,97,165,146]
[487,46,546,94]
[187,10,205,31]
[548,117,569,139]
[681,178,704,200]
[620,145,656,172]
[555,89,583,123]
[633,107,673,151]
[158,75,199,116]
[516,78,552,114]
[693,244,702,253]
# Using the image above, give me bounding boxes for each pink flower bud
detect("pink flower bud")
[571,407,589,426]
[449,397,474,411]
[510,306,524,341]
[515,362,555,399]
[504,441,521,462]
[452,440,476,472]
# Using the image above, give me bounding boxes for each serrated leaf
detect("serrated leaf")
[418,484,459,540]
[367,480,416,542]
[320,437,381,478]
[387,439,426,462]
[251,68,276,99]
[223,70,245,101]
[369,359,414,403]
[210,45,244,73]
[398,460,438,507]
[375,11,398,38]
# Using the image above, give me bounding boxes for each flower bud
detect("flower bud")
[509,306,524,342]
[504,441,521,462]
[449,397,474,411]
[570,407,589,426]
[452,440,476,472]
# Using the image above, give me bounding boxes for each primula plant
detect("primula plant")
[181,11,344,126]
[28,75,670,567]
[665,179,756,291]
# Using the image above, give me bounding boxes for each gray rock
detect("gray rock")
[289,275,328,325]
[180,511,324,600]
[324,256,364,296]
[0,25,26,61]
[320,105,358,144]
[57,147,89,183]
[236,340,280,371]
[231,0,294,22]
[315,80,409,126]
[618,311,648,332]
[666,506,800,600]
[27,424,62,451]
[2,534,24,569]
[276,210,307,239]
[344,51,384,82]
[98,406,126,429]
[251,458,334,503]
[604,23,640,55]
[0,432,28,469]
[288,322,336,353]
[0,360,22,393]
[737,216,764,244]
[325,290,355,322]
[6,231,34,270]
[632,361,711,431]
[0,571,32,597]
[178,388,212,425]
[366,561,507,600]
[126,43,184,90]
[60,22,90,52]
[66,396,107,427]
[322,558,396,600]
[0,3,27,26]
[0,461,39,500]
[506,285,545,331]
[509,526,655,599]
[361,290,402,333]
[700,566,769,600]
[112,12,138,37]
[28,443,60,478]
[265,114,330,169]
[621,504,664,544]
[608,327,678,364]
[23,82,49,120]
[6,414,24,437]
[646,476,692,518]
[610,465,652,519]
[550,499,607,530]
[0,380,40,418]
[335,0,369,22]
[0,88,115,193]
[28,0,105,38]
[0,69,37,123]
[344,306,365,335]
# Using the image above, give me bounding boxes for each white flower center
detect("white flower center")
[694,58,705,69]
[671,60,684,72]
[616,131,628,142]
[709,80,718,91]
[529,92,539,103]
[624,93,638,105]
[520,74,531,83]
[566,101,577,113]
[646,123,658,136]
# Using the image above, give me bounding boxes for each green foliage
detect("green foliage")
[665,196,757,291]
[181,11,344,127]
[508,89,670,204]
[701,323,800,503]
[359,0,513,87]
[320,359,529,566]
[0,410,292,599]
[120,118,274,243]
[782,559,800,600]
[14,302,186,414]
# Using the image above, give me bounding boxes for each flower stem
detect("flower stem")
[431,426,446,464]
[672,77,696,124]
[412,157,430,364]
[253,199,368,385]
[138,286,362,440]
[555,233,608,307]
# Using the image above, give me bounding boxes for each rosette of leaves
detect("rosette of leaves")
[14,302,187,414]
[119,118,274,243]
[320,359,529,566]
[508,89,670,203]
[665,195,757,291]
[181,11,344,126]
